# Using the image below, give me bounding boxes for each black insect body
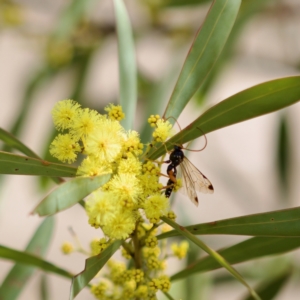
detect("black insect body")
[164,145,214,206]
[164,146,183,197]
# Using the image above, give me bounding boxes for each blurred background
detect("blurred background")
[0,0,300,299]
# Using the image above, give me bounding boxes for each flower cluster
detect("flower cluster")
[52,100,187,300]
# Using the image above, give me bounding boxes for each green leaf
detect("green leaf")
[33,174,111,216]
[0,245,72,279]
[40,274,50,300]
[163,0,241,121]
[0,128,40,159]
[0,129,64,185]
[0,218,54,300]
[113,0,137,130]
[171,236,300,281]
[157,206,300,240]
[0,151,76,177]
[148,76,300,160]
[70,240,122,300]
[242,271,292,300]
[277,115,291,195]
[162,217,261,300]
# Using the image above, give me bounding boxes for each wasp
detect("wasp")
[164,145,214,206]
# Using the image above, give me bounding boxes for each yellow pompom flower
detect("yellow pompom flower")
[86,191,116,228]
[84,118,124,163]
[103,209,136,240]
[142,161,160,176]
[159,275,171,292]
[131,269,144,283]
[145,236,158,248]
[70,108,103,141]
[144,194,169,220]
[49,133,81,163]
[105,103,125,121]
[166,211,177,221]
[118,153,142,176]
[135,285,148,298]
[173,178,182,192]
[77,156,112,177]
[61,242,74,254]
[51,99,81,131]
[90,237,109,256]
[139,174,162,199]
[122,280,136,299]
[109,173,142,204]
[148,278,161,292]
[123,130,144,156]
[90,282,108,299]
[108,260,126,284]
[148,114,160,127]
[171,240,189,259]
[152,119,173,142]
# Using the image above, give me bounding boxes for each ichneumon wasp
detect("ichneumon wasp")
[163,144,214,206]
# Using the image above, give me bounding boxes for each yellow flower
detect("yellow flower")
[90,282,108,299]
[70,108,103,140]
[159,275,171,292]
[61,242,73,254]
[142,161,160,176]
[135,285,148,298]
[105,103,125,121]
[84,117,124,163]
[148,114,160,127]
[49,133,81,163]
[103,209,136,240]
[123,130,144,156]
[77,156,112,177]
[144,194,169,220]
[171,240,189,259]
[118,153,142,175]
[139,174,162,199]
[145,236,158,248]
[86,191,116,228]
[51,99,81,131]
[109,173,142,204]
[152,119,173,142]
[90,237,109,256]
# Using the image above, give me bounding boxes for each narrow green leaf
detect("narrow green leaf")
[149,76,300,160]
[0,129,63,185]
[70,240,122,300]
[0,245,72,279]
[242,271,292,300]
[0,128,40,159]
[0,151,76,177]
[40,274,50,300]
[113,0,137,130]
[162,217,261,300]
[277,115,290,195]
[171,237,300,281]
[163,0,241,121]
[157,206,300,240]
[33,174,111,216]
[0,218,54,300]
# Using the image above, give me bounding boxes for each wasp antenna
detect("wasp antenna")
[182,127,207,152]
[164,116,182,132]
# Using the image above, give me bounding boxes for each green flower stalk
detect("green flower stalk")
[53,100,179,299]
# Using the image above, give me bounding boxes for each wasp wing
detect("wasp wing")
[179,157,214,206]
